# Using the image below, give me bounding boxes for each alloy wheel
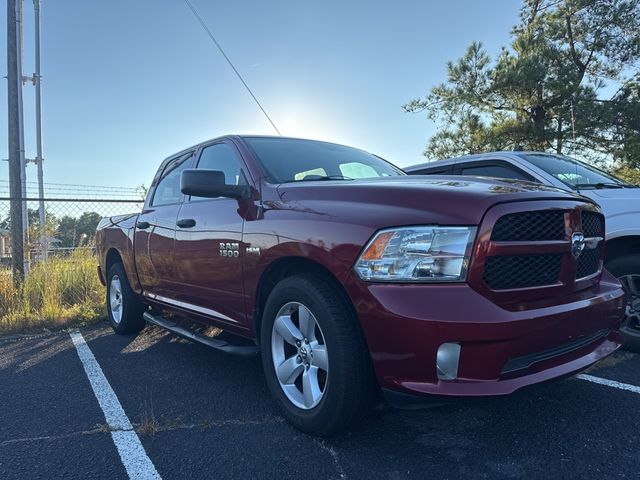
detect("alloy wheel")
[271,301,329,410]
[109,275,123,324]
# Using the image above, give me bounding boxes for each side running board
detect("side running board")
[143,311,260,357]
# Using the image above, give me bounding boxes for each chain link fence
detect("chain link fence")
[0,197,144,332]
[0,197,143,267]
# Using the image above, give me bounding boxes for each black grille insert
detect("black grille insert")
[581,211,603,238]
[576,248,600,279]
[483,254,563,290]
[491,210,565,241]
[502,329,610,375]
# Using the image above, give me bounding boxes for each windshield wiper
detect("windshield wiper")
[295,175,354,182]
[574,182,625,189]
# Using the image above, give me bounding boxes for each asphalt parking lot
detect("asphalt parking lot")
[1,322,638,480]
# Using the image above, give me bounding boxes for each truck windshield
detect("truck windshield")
[244,137,404,183]
[521,153,633,189]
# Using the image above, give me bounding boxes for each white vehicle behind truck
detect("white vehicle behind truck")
[407,151,640,351]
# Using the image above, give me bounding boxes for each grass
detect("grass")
[0,248,105,334]
[136,397,161,436]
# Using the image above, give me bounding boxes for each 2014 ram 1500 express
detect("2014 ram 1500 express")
[96,136,626,436]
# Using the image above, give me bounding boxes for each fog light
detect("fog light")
[436,342,461,380]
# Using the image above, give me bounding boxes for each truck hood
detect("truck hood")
[275,176,592,226]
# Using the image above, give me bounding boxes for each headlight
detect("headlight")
[354,226,476,282]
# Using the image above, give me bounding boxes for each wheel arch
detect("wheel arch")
[605,235,640,263]
[105,247,124,273]
[104,246,142,294]
[253,256,357,343]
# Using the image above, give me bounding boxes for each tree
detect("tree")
[613,163,640,184]
[404,0,640,166]
[56,212,102,248]
[26,209,59,251]
[0,208,59,251]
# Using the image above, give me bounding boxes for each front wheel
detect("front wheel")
[106,263,146,335]
[260,274,374,436]
[605,254,640,353]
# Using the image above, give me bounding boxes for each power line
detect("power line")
[182,0,281,136]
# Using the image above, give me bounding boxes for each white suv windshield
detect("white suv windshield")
[521,153,633,189]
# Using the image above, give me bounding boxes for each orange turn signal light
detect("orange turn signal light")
[361,231,395,260]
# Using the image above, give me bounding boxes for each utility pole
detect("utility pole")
[17,0,29,274]
[7,0,25,282]
[33,0,46,261]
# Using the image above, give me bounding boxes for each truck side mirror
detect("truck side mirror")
[180,169,250,199]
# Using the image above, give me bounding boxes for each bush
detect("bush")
[0,249,105,334]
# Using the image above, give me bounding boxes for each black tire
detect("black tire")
[605,254,640,353]
[106,263,146,335]
[260,274,374,436]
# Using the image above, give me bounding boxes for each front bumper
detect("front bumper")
[346,269,626,398]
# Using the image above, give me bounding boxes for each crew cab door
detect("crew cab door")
[172,141,250,327]
[134,151,194,298]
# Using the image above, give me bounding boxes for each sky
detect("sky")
[0,0,522,193]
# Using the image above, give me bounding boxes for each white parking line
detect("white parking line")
[577,374,640,394]
[70,332,161,480]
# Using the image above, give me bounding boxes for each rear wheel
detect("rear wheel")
[107,263,146,335]
[605,254,640,353]
[260,274,374,436]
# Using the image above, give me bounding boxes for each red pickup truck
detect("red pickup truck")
[96,135,625,436]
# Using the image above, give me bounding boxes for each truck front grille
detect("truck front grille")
[491,210,565,241]
[483,254,562,290]
[576,247,600,279]
[474,204,604,295]
[581,211,604,238]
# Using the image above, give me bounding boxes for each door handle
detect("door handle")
[176,218,196,228]
[136,221,150,229]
